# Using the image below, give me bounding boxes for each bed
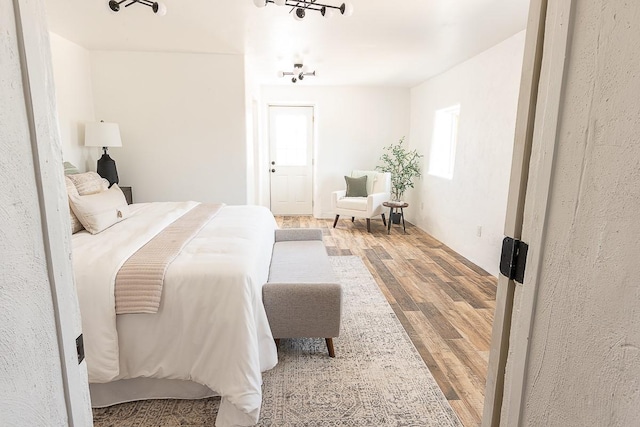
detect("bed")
[70,195,278,427]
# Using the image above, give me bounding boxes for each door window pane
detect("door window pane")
[275,114,307,166]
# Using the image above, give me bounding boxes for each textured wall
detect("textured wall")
[409,31,525,275]
[1,1,93,425]
[0,0,67,424]
[519,1,640,425]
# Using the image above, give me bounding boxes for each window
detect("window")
[428,105,460,180]
[274,114,308,166]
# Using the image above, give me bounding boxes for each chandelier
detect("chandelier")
[278,63,316,83]
[253,0,354,20]
[108,0,167,15]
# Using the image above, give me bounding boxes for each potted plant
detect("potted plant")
[376,137,423,222]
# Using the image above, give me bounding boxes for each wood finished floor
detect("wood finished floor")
[275,215,497,427]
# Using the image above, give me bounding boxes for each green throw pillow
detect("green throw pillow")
[63,161,80,175]
[345,175,368,197]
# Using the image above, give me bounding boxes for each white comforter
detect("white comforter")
[73,202,278,426]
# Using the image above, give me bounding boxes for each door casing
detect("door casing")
[482,0,575,425]
[268,105,314,216]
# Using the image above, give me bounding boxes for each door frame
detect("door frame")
[482,0,548,423]
[12,0,93,424]
[266,103,316,215]
[482,0,576,425]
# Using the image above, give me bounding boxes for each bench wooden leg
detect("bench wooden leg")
[366,218,371,232]
[381,213,387,226]
[333,215,340,228]
[325,338,335,358]
[351,216,355,222]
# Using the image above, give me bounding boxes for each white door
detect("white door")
[481,0,548,424]
[269,106,314,215]
[484,0,578,425]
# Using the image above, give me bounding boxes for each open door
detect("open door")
[481,0,548,424]
[483,0,576,424]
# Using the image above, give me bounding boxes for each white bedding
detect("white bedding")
[72,202,278,426]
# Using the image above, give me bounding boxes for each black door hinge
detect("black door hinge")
[76,334,84,364]
[500,237,528,284]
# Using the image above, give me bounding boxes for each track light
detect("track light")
[279,63,316,83]
[108,0,167,15]
[253,0,354,20]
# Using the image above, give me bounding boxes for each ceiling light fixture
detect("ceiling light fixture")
[253,0,354,20]
[108,0,167,16]
[278,63,316,83]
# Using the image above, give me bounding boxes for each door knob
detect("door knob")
[271,169,276,173]
[271,161,275,165]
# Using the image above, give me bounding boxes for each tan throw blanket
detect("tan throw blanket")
[115,203,223,314]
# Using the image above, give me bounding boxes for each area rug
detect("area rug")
[93,256,462,427]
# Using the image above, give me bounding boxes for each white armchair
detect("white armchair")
[331,170,392,233]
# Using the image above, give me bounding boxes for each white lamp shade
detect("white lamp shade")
[85,122,122,148]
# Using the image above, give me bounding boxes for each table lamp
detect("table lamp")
[85,121,122,186]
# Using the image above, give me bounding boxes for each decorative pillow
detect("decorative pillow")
[65,176,84,234]
[69,184,129,234]
[345,175,368,197]
[63,162,80,175]
[67,171,109,195]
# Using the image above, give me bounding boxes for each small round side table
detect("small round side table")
[382,201,409,234]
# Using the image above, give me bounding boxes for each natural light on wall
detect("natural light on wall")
[428,104,460,180]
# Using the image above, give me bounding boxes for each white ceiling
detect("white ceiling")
[45,0,530,87]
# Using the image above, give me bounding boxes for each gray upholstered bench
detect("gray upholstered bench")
[263,228,342,357]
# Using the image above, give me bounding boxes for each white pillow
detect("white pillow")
[65,176,84,234]
[67,171,109,195]
[69,184,129,234]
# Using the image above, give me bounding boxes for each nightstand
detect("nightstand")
[120,186,133,205]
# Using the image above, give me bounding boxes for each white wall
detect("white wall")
[409,31,525,276]
[259,86,411,219]
[513,1,640,424]
[90,51,247,204]
[244,55,263,205]
[49,32,96,172]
